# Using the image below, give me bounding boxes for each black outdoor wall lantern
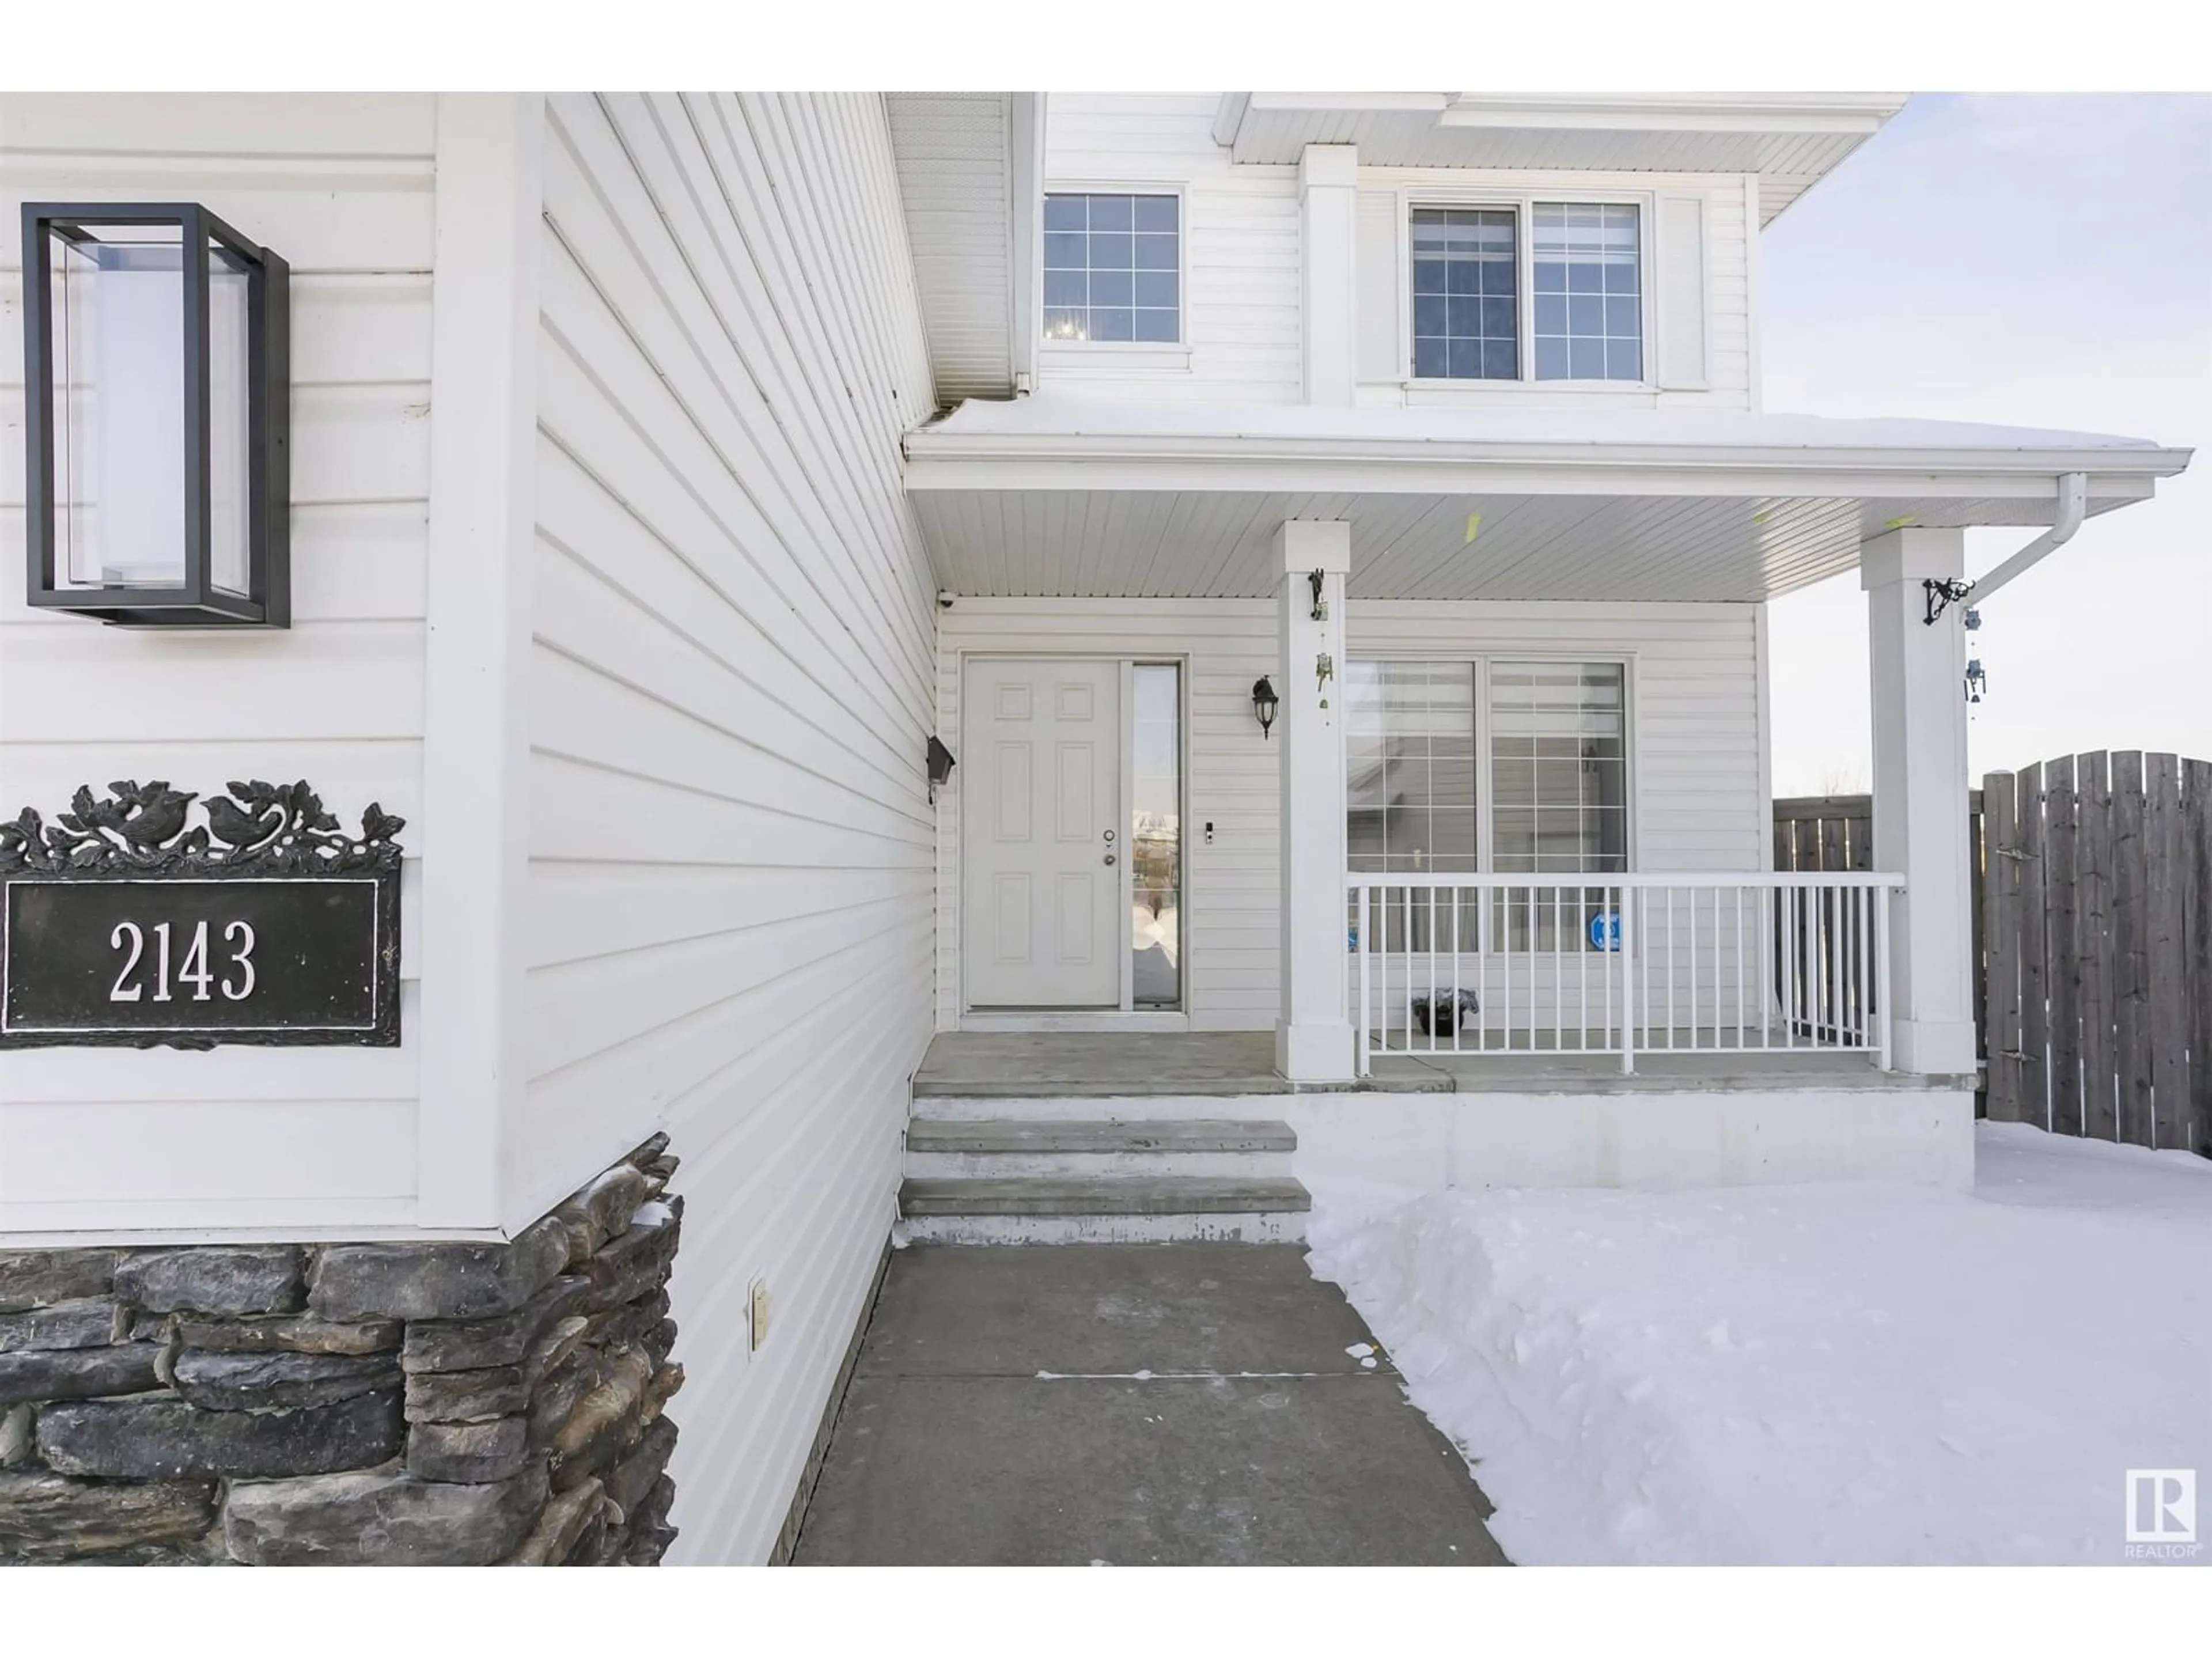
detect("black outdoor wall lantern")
[21,203,290,627]
[1252,675,1279,738]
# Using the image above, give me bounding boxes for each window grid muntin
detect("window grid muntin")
[1043,192,1180,344]
[1532,203,1642,382]
[1409,207,1519,382]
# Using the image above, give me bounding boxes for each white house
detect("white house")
[0,92,2190,1566]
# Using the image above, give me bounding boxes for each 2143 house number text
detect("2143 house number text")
[106,918,258,1003]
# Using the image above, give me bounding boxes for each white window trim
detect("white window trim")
[1396,186,1658,392]
[1346,651,1639,874]
[1040,181,1192,354]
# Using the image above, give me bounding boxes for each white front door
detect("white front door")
[963,658,1122,1008]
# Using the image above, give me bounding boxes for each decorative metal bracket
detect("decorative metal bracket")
[1923,577,1974,626]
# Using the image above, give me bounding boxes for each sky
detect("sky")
[1759,93,2212,796]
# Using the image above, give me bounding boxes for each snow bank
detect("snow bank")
[1306,1125,2212,1565]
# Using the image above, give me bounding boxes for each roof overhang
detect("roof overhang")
[903,400,2192,603]
[1211,91,1909,223]
[885,92,1040,405]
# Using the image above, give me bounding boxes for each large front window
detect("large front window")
[1348,659,1628,950]
[1346,659,1627,873]
[1409,201,1643,384]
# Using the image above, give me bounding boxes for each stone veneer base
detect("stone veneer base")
[0,1138,684,1566]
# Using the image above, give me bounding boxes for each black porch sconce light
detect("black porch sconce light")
[926,735,956,804]
[1251,675,1279,738]
[21,204,290,627]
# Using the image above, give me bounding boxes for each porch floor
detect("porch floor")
[914,1031,1963,1097]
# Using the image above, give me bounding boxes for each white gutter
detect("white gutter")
[1969,472,2089,603]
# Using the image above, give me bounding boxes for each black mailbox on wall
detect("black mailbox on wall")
[20,203,290,627]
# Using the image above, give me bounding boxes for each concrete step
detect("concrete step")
[910,1095,1287,1123]
[899,1175,1311,1218]
[906,1148,1296,1180]
[906,1118,1297,1154]
[899,1210,1308,1245]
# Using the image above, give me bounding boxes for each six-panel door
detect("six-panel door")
[961,658,1122,1007]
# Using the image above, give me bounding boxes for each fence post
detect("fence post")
[2111,752,2152,1145]
[2046,757,2081,1135]
[2076,752,2115,1140]
[1968,787,1988,1115]
[2186,759,2212,1156]
[1982,772,2022,1121]
[2016,761,2049,1131]
[2146,755,2190,1150]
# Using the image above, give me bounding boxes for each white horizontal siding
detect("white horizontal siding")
[0,93,433,1233]
[528,93,939,1566]
[935,598,1764,1031]
[1041,94,1302,404]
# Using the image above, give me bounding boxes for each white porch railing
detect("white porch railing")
[1348,873,1906,1076]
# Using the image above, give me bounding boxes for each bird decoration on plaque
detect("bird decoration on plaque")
[0,780,403,1048]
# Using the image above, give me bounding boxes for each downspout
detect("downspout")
[1007,92,1041,397]
[1969,472,2089,603]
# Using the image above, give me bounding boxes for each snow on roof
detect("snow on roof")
[923,396,2180,460]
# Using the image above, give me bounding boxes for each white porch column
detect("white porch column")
[1298,145,1358,406]
[1276,520,1355,1082]
[1863,528,1976,1074]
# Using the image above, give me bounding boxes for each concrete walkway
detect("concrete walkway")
[791,1244,1509,1566]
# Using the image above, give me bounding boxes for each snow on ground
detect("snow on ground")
[1306,1123,2212,1565]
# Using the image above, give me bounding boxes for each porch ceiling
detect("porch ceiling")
[906,399,2190,602]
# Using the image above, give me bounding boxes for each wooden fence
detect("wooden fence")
[1980,753,2212,1152]
[1777,763,2210,1154]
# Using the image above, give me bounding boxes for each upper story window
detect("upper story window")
[1043,192,1180,343]
[1410,201,1644,384]
[1410,209,1518,381]
[1532,204,1642,382]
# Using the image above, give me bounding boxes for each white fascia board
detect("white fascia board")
[1246,90,1453,115]
[904,454,2167,503]
[1435,92,1906,134]
[903,431,2189,499]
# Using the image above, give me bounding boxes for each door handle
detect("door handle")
[1103,854,1116,866]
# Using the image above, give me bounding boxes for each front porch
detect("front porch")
[901,1029,1976,1244]
[913,1029,1957,1097]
